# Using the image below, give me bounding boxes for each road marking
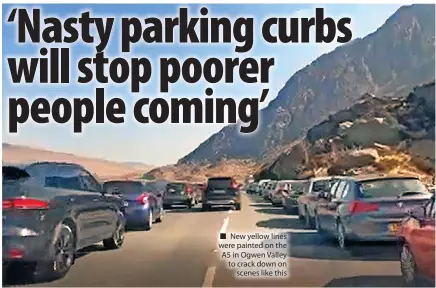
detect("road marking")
[202,265,217,287]
[228,209,233,214]
[219,216,229,238]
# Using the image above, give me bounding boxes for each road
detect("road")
[5,193,407,287]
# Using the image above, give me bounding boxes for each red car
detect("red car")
[399,193,435,286]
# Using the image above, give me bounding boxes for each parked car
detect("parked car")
[263,180,278,200]
[282,180,310,214]
[297,176,339,228]
[399,193,435,286]
[103,180,164,230]
[314,175,432,249]
[202,177,241,211]
[2,163,125,281]
[257,179,270,196]
[246,182,258,194]
[162,182,196,209]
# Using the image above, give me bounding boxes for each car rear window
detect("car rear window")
[207,178,233,189]
[166,183,186,192]
[358,178,430,198]
[103,181,144,194]
[290,181,309,194]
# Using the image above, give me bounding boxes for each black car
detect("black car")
[162,182,196,209]
[202,177,241,211]
[2,162,125,282]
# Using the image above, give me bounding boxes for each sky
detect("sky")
[2,3,402,166]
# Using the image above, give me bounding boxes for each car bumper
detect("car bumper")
[163,197,191,206]
[3,234,51,263]
[124,206,152,225]
[343,217,402,241]
[205,198,239,206]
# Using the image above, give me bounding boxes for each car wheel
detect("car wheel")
[336,221,346,249]
[103,221,125,249]
[155,207,164,223]
[143,210,153,231]
[401,244,418,286]
[33,224,76,282]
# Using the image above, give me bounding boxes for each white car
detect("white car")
[257,179,270,195]
[264,180,278,200]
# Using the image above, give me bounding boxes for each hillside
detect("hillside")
[255,82,435,183]
[143,159,261,183]
[180,4,435,164]
[2,143,154,180]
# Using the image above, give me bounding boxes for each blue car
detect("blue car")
[103,180,165,230]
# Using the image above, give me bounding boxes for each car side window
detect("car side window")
[339,183,350,199]
[329,181,340,197]
[79,170,101,192]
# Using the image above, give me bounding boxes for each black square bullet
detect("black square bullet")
[220,233,226,240]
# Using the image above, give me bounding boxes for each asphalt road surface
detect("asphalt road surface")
[5,193,410,287]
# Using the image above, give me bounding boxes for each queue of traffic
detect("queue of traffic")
[2,162,242,283]
[247,175,435,286]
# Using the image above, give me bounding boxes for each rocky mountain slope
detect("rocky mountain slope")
[2,143,154,181]
[255,82,435,183]
[180,4,435,164]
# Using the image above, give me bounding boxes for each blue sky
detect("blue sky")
[2,3,401,166]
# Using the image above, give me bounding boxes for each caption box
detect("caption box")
[218,232,289,279]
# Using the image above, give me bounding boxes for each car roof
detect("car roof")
[352,174,420,183]
[24,161,86,170]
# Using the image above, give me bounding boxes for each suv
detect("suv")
[2,162,125,281]
[202,177,241,211]
[162,182,196,209]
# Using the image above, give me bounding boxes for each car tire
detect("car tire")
[103,220,125,249]
[155,207,164,223]
[143,210,153,231]
[202,204,210,211]
[400,244,418,286]
[235,203,241,211]
[336,221,347,250]
[32,224,76,282]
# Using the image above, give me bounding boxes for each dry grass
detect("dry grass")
[3,144,153,180]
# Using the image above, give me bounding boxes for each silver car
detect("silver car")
[314,175,432,249]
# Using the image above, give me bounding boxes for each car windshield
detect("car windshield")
[103,181,143,194]
[358,178,429,198]
[208,178,232,189]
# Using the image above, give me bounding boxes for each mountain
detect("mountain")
[2,143,154,180]
[255,81,435,183]
[179,4,435,164]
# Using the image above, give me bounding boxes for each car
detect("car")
[102,180,165,230]
[263,180,278,200]
[297,176,340,228]
[281,180,310,214]
[399,193,435,286]
[246,182,258,194]
[202,177,241,211]
[270,180,292,206]
[313,175,432,249]
[162,182,196,209]
[2,162,125,281]
[192,183,205,204]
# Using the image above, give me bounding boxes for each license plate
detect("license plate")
[388,223,401,233]
[213,190,226,194]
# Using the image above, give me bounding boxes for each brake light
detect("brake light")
[349,201,379,214]
[2,198,49,210]
[186,185,193,194]
[9,248,24,259]
[137,193,149,205]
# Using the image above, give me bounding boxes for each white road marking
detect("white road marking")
[202,265,217,287]
[219,216,230,238]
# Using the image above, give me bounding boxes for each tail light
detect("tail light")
[186,185,193,194]
[8,248,24,259]
[3,198,49,210]
[349,201,379,214]
[137,193,149,205]
[231,181,238,190]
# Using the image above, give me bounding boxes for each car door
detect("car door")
[317,180,340,229]
[409,198,435,279]
[80,169,116,241]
